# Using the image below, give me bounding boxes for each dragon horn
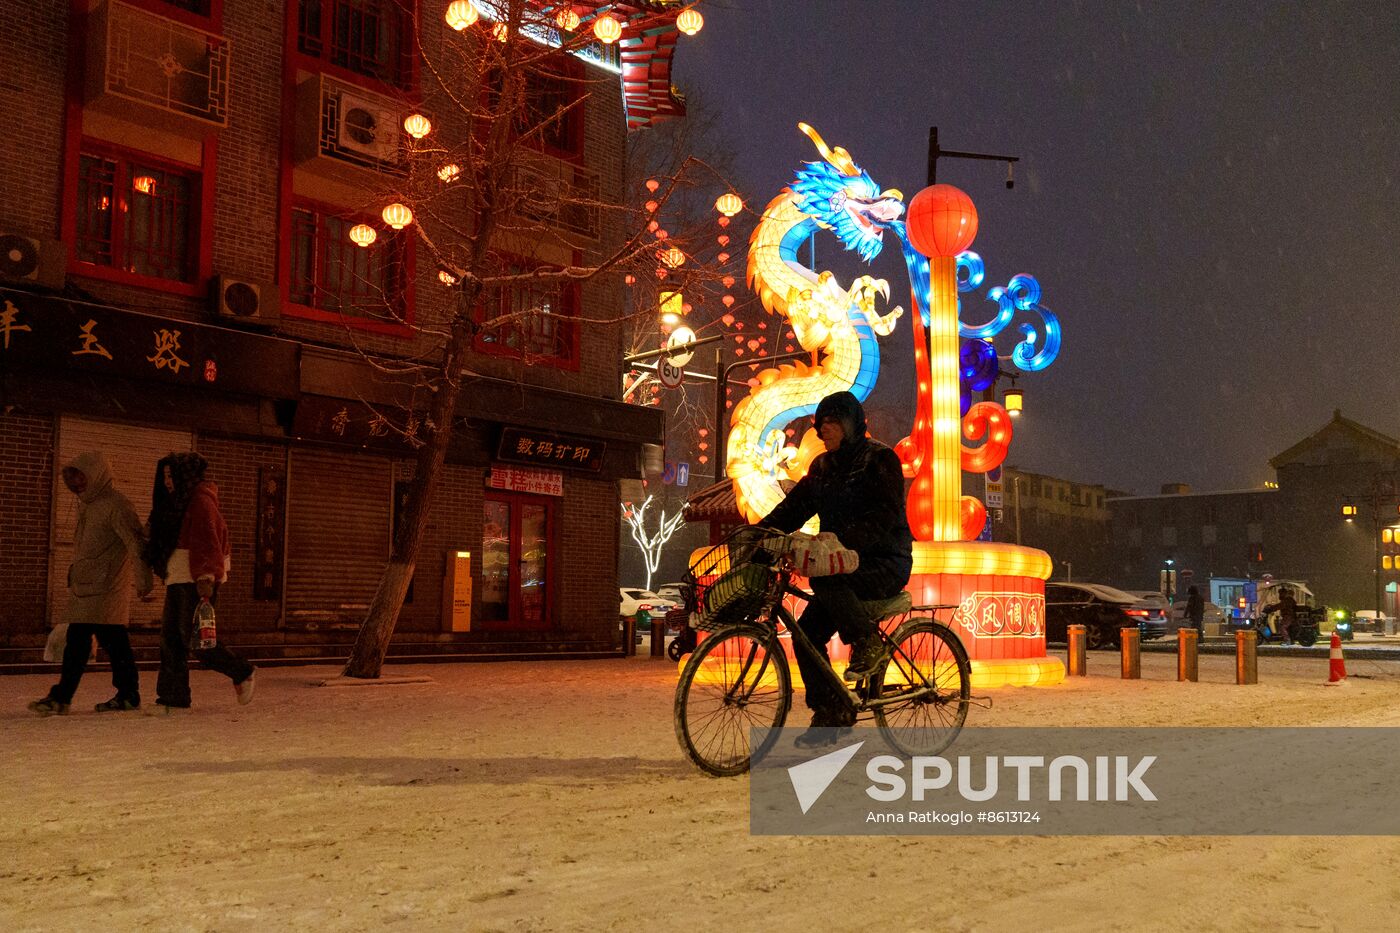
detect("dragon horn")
[797,122,859,177]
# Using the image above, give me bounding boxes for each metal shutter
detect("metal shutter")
[285,448,391,624]
[50,417,194,626]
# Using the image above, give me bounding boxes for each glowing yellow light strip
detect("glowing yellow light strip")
[927,255,964,541]
[910,541,1053,580]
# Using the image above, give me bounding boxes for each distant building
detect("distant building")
[1109,411,1400,614]
[969,466,1120,584]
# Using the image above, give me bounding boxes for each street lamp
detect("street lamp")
[1003,386,1024,417]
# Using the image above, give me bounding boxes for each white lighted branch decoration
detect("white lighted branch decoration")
[622,495,685,591]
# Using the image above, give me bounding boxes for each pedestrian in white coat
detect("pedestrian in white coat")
[28,451,153,715]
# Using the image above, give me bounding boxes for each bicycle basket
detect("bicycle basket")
[684,526,789,630]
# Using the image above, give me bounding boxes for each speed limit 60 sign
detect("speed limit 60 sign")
[659,358,684,388]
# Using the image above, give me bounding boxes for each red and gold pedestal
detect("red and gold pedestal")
[906,540,1064,688]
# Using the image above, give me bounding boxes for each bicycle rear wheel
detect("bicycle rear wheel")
[872,617,970,757]
[675,622,792,776]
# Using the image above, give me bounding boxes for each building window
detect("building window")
[475,262,579,366]
[163,0,211,14]
[485,59,585,158]
[297,0,410,88]
[481,492,553,626]
[289,204,408,322]
[75,149,197,283]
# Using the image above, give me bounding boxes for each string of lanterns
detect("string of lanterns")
[443,2,702,47]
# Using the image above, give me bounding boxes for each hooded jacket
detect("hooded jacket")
[63,451,153,626]
[146,452,230,584]
[762,392,914,597]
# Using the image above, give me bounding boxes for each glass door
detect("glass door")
[482,492,554,627]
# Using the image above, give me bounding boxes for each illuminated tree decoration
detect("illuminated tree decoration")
[715,192,743,217]
[381,203,413,229]
[555,6,580,31]
[437,163,461,182]
[593,13,622,43]
[445,0,478,30]
[677,8,704,36]
[348,223,377,247]
[622,496,685,590]
[403,113,432,139]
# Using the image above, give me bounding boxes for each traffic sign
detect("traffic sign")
[677,462,690,487]
[661,462,676,484]
[659,358,684,389]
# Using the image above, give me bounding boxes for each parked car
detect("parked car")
[655,582,687,606]
[619,588,678,631]
[1169,599,1227,632]
[1124,591,1172,635]
[1045,582,1168,649]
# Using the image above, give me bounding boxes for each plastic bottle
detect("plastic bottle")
[194,598,217,650]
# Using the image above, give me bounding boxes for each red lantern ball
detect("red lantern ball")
[905,184,978,258]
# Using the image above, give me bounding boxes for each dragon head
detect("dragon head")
[791,123,904,263]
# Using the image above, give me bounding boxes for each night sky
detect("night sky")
[677,1,1400,495]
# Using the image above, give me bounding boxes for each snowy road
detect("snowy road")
[3,652,1399,931]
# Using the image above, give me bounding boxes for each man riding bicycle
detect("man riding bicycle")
[761,391,914,745]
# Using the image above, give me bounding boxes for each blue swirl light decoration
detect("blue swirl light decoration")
[954,251,1062,372]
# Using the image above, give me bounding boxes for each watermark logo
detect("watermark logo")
[787,740,864,814]
[751,727,1400,836]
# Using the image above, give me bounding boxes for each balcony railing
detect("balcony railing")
[91,0,231,129]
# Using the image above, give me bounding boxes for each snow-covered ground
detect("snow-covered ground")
[4,650,1400,931]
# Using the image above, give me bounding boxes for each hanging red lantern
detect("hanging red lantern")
[698,455,709,464]
[698,428,709,437]
[722,295,735,308]
[698,441,709,451]
[648,220,659,232]
[734,335,744,344]
[735,348,745,357]
[656,268,667,279]
[717,216,731,228]
[655,229,668,240]
[722,275,736,288]
[759,336,768,344]
[905,184,979,258]
[717,252,730,263]
[721,312,735,326]
[717,234,729,246]
[758,321,767,330]
[747,339,760,351]
[646,178,659,192]
[734,321,744,330]
[645,200,658,213]
[624,274,636,285]
[785,344,795,352]
[682,302,693,314]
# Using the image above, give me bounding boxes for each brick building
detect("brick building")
[0,1,697,662]
[968,465,1119,584]
[1108,411,1400,615]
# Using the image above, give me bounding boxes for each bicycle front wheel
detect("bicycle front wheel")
[675,623,792,776]
[872,617,970,757]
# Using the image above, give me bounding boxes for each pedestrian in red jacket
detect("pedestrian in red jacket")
[144,452,256,712]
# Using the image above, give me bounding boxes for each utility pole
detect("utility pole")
[712,346,814,485]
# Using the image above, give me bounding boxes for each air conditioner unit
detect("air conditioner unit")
[335,90,400,163]
[0,232,65,289]
[211,275,280,324]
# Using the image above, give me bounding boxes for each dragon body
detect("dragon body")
[728,125,904,524]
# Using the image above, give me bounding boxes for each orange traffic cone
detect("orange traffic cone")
[1325,631,1347,686]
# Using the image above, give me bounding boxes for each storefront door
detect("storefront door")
[481,492,553,627]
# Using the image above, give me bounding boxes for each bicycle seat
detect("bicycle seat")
[862,591,912,620]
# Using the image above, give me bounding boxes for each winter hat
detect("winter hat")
[813,391,867,447]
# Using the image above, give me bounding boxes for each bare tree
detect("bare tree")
[339,1,736,677]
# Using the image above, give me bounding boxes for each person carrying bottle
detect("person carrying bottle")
[28,451,153,715]
[761,391,913,747]
[144,452,255,712]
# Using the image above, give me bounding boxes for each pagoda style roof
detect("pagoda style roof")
[1269,409,1400,469]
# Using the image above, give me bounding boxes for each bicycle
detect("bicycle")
[673,526,972,777]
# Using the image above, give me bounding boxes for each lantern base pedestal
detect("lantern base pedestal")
[969,656,1065,689]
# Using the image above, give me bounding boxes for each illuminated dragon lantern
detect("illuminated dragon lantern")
[730,124,905,524]
[723,124,1067,688]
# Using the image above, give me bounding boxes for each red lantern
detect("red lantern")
[717,234,729,246]
[698,455,709,464]
[648,220,659,232]
[717,252,730,263]
[645,178,659,192]
[747,377,760,387]
[734,321,744,330]
[698,428,709,437]
[624,274,636,285]
[722,295,736,308]
[785,344,794,352]
[757,321,767,330]
[735,348,744,357]
[718,216,730,228]
[734,335,744,344]
[721,312,736,326]
[656,268,667,279]
[722,275,736,288]
[905,184,979,257]
[698,441,709,451]
[747,339,760,351]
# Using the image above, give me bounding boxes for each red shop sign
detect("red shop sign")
[486,465,565,497]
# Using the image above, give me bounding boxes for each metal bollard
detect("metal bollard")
[650,613,666,658]
[1067,624,1087,676]
[1120,627,1140,679]
[623,614,636,657]
[1177,628,1199,682]
[1236,629,1258,684]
